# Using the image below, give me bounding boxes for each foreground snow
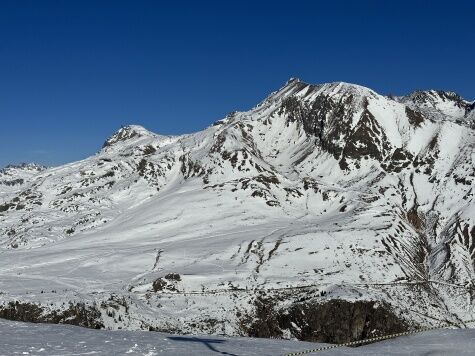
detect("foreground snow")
[0,320,473,355]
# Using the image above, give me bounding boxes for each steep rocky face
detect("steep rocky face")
[0,301,103,329]
[281,300,408,343]
[339,105,392,170]
[241,298,407,344]
[0,79,474,342]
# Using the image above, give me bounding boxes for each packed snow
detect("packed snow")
[1,320,475,355]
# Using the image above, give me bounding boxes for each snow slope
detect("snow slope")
[1,319,474,356]
[0,78,474,342]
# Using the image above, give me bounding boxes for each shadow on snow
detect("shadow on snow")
[168,336,239,356]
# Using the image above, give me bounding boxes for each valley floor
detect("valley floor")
[0,319,473,355]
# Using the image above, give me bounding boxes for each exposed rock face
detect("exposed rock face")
[0,301,103,329]
[280,300,407,343]
[242,298,407,344]
[241,297,284,339]
[405,107,425,127]
[340,107,391,170]
[152,273,182,292]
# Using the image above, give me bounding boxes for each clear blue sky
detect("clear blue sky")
[1,0,474,167]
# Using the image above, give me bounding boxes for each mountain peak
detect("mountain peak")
[285,77,301,85]
[1,162,46,173]
[278,77,308,91]
[102,125,156,148]
[275,79,377,101]
[400,89,472,120]
[321,81,378,97]
[406,89,467,104]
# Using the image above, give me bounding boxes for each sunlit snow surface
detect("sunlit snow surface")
[0,320,474,356]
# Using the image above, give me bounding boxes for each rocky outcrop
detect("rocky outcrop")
[0,301,104,329]
[241,298,408,344]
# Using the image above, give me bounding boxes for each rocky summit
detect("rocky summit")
[0,79,474,343]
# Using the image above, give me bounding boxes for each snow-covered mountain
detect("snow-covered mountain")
[0,163,46,192]
[0,79,474,343]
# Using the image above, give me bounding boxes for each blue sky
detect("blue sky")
[1,0,474,167]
